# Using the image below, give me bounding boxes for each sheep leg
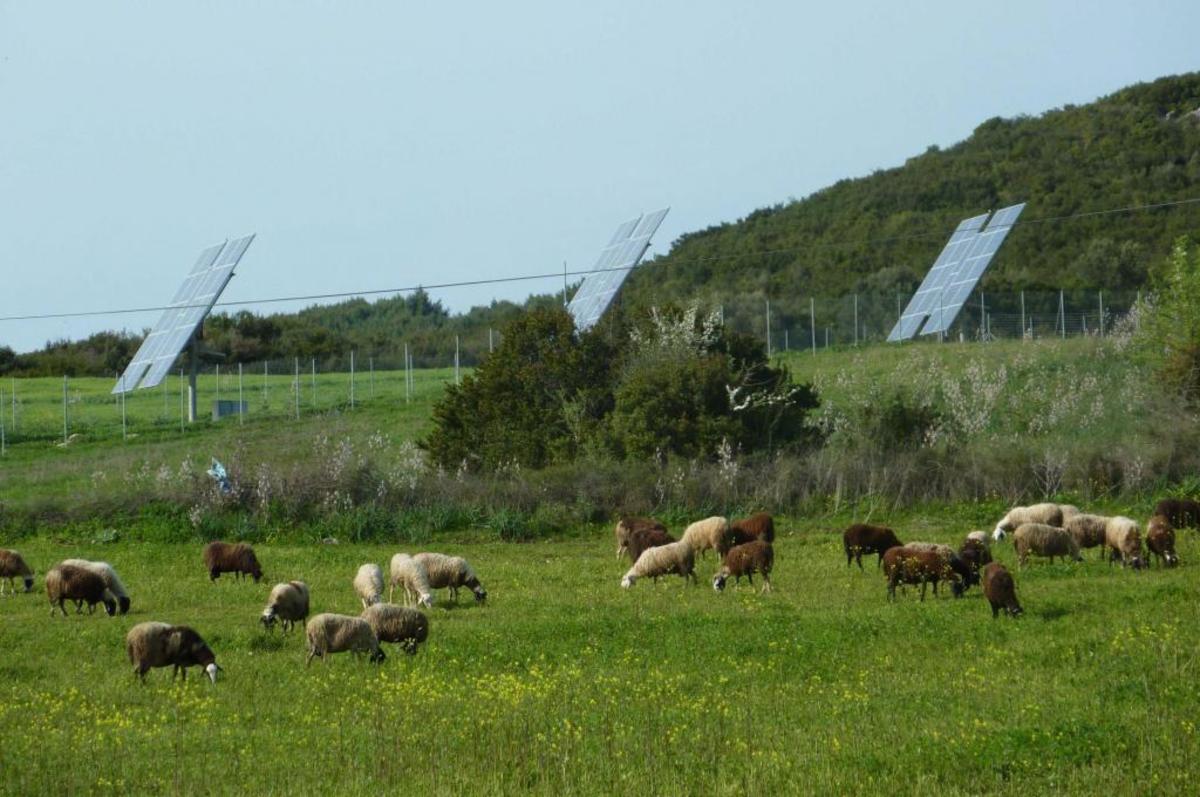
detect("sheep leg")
[990,601,1000,619]
[306,648,317,666]
[760,574,771,594]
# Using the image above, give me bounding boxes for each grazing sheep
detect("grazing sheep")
[904,543,979,592]
[413,553,487,603]
[0,549,34,595]
[1012,523,1083,567]
[354,564,384,608]
[1146,515,1179,568]
[361,603,428,654]
[1152,498,1200,530]
[625,527,676,564]
[680,516,729,558]
[882,546,962,601]
[958,538,993,574]
[45,564,116,617]
[61,559,131,614]
[842,524,903,570]
[388,554,434,608]
[261,581,310,632]
[615,517,667,559]
[965,530,990,548]
[305,613,385,665]
[718,513,775,556]
[1064,514,1110,558]
[1058,504,1082,523]
[202,541,263,582]
[126,622,220,683]
[621,540,696,588]
[712,541,774,593]
[982,563,1023,618]
[993,503,1064,542]
[1104,517,1145,569]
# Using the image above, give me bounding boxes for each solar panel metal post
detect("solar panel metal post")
[350,350,356,409]
[404,344,410,405]
[293,358,299,420]
[810,298,816,356]
[215,364,220,410]
[120,384,126,441]
[1099,291,1105,337]
[488,328,494,353]
[238,363,244,426]
[187,338,199,423]
[62,375,68,444]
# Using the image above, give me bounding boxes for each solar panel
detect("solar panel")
[567,208,669,331]
[920,203,1025,335]
[886,213,990,342]
[112,235,255,394]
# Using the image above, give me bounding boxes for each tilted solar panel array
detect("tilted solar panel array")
[920,203,1026,335]
[112,234,256,394]
[567,208,670,332]
[886,213,990,342]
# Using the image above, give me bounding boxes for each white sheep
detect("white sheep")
[992,503,1064,542]
[412,553,487,603]
[1104,516,1145,569]
[353,564,384,608]
[388,553,434,608]
[60,559,131,614]
[361,603,429,654]
[1013,523,1082,566]
[621,540,696,588]
[305,613,385,665]
[261,581,310,632]
[965,531,990,548]
[679,516,729,558]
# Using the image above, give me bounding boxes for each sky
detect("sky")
[1,1,1198,353]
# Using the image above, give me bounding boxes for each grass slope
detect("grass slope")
[1,521,1197,795]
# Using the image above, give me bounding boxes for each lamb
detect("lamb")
[0,549,34,595]
[842,524,903,570]
[625,527,676,564]
[353,564,385,608]
[45,564,116,617]
[361,603,428,655]
[621,540,696,588]
[1146,515,1179,568]
[882,546,962,601]
[126,622,220,683]
[1012,523,1083,567]
[1104,516,1145,569]
[982,563,1023,618]
[388,553,434,608]
[412,553,487,603]
[202,541,263,582]
[1152,498,1200,530]
[712,541,774,593]
[60,559,131,614]
[679,516,729,558]
[615,517,667,559]
[958,538,992,573]
[993,503,1064,541]
[261,581,310,632]
[305,613,385,665]
[1063,514,1110,558]
[717,513,775,556]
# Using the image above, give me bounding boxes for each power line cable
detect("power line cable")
[1,196,1198,324]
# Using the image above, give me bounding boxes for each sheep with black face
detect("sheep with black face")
[126,622,221,684]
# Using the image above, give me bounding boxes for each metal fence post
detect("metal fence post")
[350,350,356,408]
[1020,291,1026,339]
[405,343,411,405]
[853,294,859,346]
[1099,291,1105,337]
[311,358,317,409]
[810,298,816,356]
[62,375,68,444]
[1059,290,1066,339]
[765,299,772,357]
[294,357,300,420]
[238,363,244,425]
[180,368,185,433]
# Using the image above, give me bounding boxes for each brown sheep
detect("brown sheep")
[958,538,993,574]
[1146,515,1179,568]
[625,527,676,564]
[982,563,1023,618]
[1152,498,1200,530]
[614,517,667,559]
[202,541,263,582]
[843,524,902,570]
[0,549,34,594]
[45,564,116,617]
[712,541,774,593]
[126,622,221,683]
[882,546,962,601]
[718,513,776,556]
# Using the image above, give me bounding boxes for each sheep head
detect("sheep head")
[22,577,33,593]
[260,608,277,630]
[102,597,117,617]
[620,574,636,589]
[370,648,386,664]
[712,573,728,592]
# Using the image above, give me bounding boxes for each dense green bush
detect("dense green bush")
[1139,238,1200,399]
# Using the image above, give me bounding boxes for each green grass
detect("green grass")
[1,518,1197,794]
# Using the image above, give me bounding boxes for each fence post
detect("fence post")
[1,386,6,455]
[405,343,411,405]
[10,376,15,433]
[488,327,494,354]
[765,299,771,357]
[120,383,127,441]
[215,364,220,411]
[853,294,859,346]
[62,375,68,444]
[1098,291,1105,337]
[238,363,244,425]
[350,350,356,409]
[369,356,374,400]
[180,369,185,433]
[810,298,816,356]
[454,337,460,385]
[294,357,300,420]
[263,361,269,408]
[784,329,789,351]
[1059,291,1066,339]
[1020,291,1026,340]
[311,358,317,409]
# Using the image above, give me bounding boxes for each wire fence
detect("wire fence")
[0,289,1140,452]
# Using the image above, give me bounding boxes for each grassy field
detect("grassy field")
[1,516,1198,795]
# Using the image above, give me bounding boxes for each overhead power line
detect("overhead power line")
[1,196,1198,324]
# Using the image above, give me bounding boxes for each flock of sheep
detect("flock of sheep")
[840,497,1192,617]
[0,540,488,683]
[1,497,1192,683]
